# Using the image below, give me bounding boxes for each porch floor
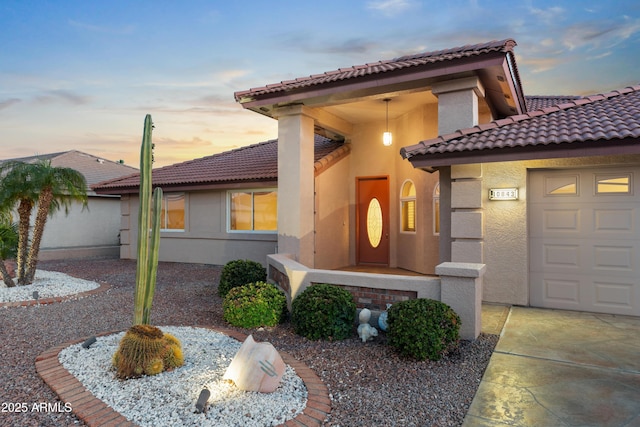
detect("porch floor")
[334,265,434,277]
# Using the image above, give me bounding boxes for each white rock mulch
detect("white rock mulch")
[0,270,99,302]
[59,326,307,427]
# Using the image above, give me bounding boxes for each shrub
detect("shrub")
[223,281,287,329]
[291,284,356,340]
[387,298,460,361]
[218,259,266,298]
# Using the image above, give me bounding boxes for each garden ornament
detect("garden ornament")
[223,335,285,393]
[357,308,378,342]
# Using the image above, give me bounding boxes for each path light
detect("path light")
[383,98,392,146]
[82,336,97,349]
[32,291,39,300]
[195,387,210,413]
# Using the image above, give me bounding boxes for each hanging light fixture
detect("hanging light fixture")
[383,98,392,146]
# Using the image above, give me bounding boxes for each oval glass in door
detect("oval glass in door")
[367,197,383,248]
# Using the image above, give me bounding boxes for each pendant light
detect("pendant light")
[383,98,392,146]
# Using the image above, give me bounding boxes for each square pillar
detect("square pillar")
[436,262,486,340]
[275,105,315,267]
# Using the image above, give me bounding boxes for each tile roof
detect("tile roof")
[93,135,346,192]
[401,85,640,163]
[525,95,582,111]
[1,150,138,190]
[235,39,518,101]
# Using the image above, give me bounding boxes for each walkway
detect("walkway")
[465,306,640,426]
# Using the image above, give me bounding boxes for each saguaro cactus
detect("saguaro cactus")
[133,114,163,325]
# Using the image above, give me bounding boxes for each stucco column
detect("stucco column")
[432,77,485,264]
[436,261,485,340]
[275,105,315,267]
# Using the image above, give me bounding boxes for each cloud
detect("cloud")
[528,6,565,25]
[0,98,21,111]
[562,18,640,51]
[33,90,90,106]
[367,0,416,17]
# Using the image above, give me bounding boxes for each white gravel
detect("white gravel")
[59,327,307,427]
[3,270,307,427]
[0,270,99,302]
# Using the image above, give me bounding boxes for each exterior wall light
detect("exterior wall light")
[383,98,392,146]
[489,188,519,201]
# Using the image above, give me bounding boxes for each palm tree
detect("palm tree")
[0,219,18,287]
[0,160,88,285]
[0,161,40,284]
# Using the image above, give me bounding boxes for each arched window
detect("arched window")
[433,182,440,235]
[400,180,416,233]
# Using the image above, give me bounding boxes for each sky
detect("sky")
[1,1,639,168]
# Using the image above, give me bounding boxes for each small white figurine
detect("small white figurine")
[357,308,378,342]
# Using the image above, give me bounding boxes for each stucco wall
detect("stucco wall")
[482,154,640,305]
[119,189,277,266]
[38,196,122,260]
[314,154,351,269]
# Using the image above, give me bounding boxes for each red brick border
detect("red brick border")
[36,326,331,427]
[1,282,111,308]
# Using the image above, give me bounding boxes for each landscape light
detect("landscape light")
[32,291,39,300]
[81,336,97,349]
[195,387,210,413]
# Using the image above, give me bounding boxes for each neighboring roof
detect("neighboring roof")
[93,135,348,194]
[236,39,526,119]
[1,150,138,191]
[401,85,640,169]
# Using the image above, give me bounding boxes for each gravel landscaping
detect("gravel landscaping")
[0,257,498,427]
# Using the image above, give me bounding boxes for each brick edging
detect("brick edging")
[1,282,111,308]
[36,326,331,427]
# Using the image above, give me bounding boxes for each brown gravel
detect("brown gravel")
[0,257,498,427]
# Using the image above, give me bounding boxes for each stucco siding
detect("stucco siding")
[38,196,122,260]
[314,154,351,269]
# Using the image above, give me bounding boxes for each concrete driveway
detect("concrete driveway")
[464,306,640,426]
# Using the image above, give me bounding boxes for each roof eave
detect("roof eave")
[406,138,640,170]
[238,53,516,116]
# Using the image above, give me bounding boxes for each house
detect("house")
[95,39,640,336]
[93,136,347,266]
[1,150,138,260]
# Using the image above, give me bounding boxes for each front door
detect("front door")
[357,176,390,265]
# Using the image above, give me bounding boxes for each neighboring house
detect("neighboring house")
[1,150,138,260]
[95,38,640,323]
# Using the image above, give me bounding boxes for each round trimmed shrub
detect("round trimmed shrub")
[387,298,460,361]
[291,284,356,341]
[218,259,267,298]
[223,281,287,328]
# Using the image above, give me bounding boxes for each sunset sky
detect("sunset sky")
[1,0,639,167]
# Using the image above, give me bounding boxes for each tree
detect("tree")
[0,160,88,285]
[0,210,18,287]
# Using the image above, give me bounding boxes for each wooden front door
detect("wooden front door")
[357,176,390,265]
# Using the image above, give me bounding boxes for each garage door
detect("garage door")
[529,167,640,316]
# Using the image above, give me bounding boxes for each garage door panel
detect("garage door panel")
[529,168,640,316]
[593,208,635,233]
[594,280,635,312]
[593,245,634,271]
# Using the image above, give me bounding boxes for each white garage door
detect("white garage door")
[529,167,640,316]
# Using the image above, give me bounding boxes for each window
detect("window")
[595,174,631,194]
[433,182,440,235]
[159,193,185,230]
[400,180,416,232]
[228,189,277,232]
[545,175,578,195]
